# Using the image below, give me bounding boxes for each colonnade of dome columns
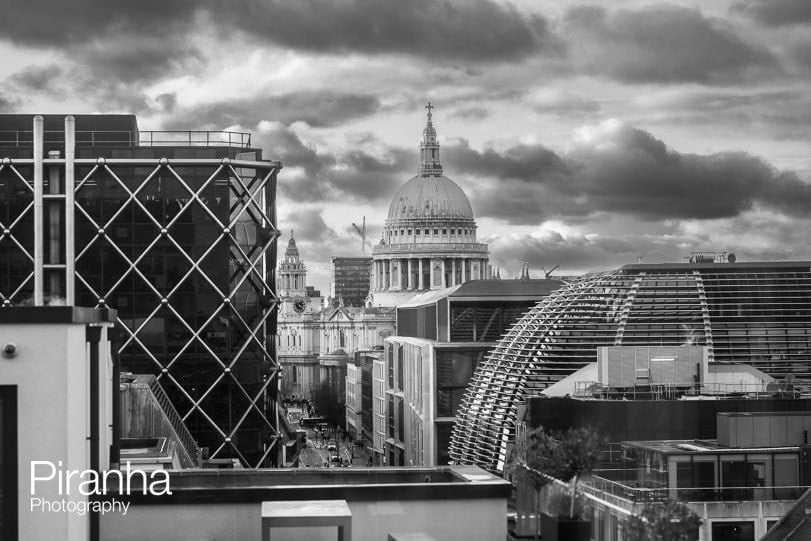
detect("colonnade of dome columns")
[372,256,488,291]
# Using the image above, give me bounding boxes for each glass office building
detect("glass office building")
[450,260,811,472]
[330,256,372,308]
[0,114,282,466]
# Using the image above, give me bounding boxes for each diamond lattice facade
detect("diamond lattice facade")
[0,114,283,466]
[450,260,811,472]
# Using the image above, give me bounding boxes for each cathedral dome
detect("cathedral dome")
[370,103,489,308]
[387,174,474,222]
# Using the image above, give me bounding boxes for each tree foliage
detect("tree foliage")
[624,501,702,541]
[514,426,602,520]
[530,426,602,519]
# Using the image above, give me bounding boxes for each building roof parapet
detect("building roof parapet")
[95,466,510,505]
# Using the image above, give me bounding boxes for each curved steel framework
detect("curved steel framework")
[0,117,282,467]
[449,263,811,472]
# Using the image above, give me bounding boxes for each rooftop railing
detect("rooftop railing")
[584,471,806,504]
[146,377,203,468]
[139,131,252,148]
[0,130,253,148]
[573,380,806,400]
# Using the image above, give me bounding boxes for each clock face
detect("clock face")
[293,297,307,313]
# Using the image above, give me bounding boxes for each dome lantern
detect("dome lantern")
[419,102,443,177]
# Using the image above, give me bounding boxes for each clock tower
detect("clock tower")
[276,232,324,400]
[279,231,306,297]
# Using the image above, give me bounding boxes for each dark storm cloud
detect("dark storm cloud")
[450,107,490,121]
[0,92,18,112]
[790,42,811,72]
[327,148,414,202]
[170,92,382,130]
[252,124,331,177]
[283,208,339,243]
[658,89,802,114]
[259,122,811,226]
[488,213,811,276]
[533,95,601,116]
[3,41,201,113]
[466,124,811,225]
[732,0,811,26]
[74,37,204,84]
[0,0,197,47]
[1,0,553,62]
[634,88,811,141]
[230,0,555,61]
[8,65,64,91]
[154,93,178,114]
[253,124,411,205]
[444,138,569,181]
[563,4,777,84]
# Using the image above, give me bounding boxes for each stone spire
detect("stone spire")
[284,230,300,262]
[418,102,443,177]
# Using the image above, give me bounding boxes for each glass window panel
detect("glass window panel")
[721,458,750,500]
[711,521,754,541]
[774,455,800,499]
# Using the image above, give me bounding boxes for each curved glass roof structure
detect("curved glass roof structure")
[449,261,811,472]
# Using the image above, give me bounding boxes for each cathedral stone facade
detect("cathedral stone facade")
[276,233,394,401]
[368,104,489,307]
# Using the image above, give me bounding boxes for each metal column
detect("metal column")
[65,116,76,305]
[33,116,44,305]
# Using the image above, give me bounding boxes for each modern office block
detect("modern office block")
[330,257,372,308]
[0,114,282,466]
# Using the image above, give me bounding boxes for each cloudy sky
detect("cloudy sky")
[2,0,810,292]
